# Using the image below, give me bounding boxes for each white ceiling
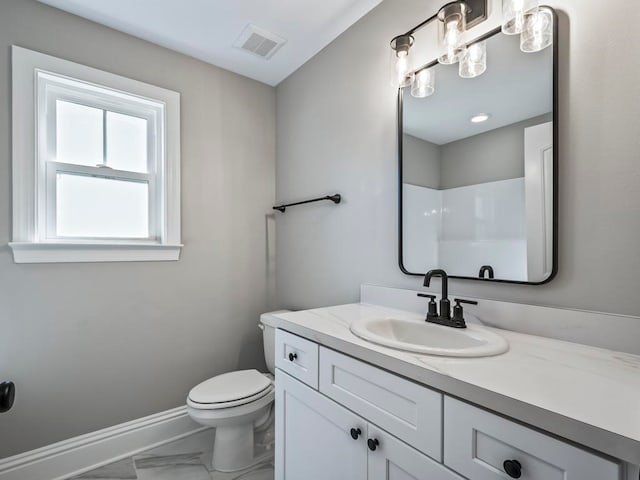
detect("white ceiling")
[37,0,383,86]
[403,32,553,145]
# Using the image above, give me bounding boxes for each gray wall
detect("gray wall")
[440,114,551,189]
[0,0,276,458]
[402,134,440,189]
[403,114,551,189]
[276,0,640,320]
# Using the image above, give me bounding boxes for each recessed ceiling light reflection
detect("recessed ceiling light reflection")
[470,113,491,123]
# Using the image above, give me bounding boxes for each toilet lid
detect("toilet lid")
[188,369,271,404]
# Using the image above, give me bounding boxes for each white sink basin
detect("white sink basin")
[350,316,508,357]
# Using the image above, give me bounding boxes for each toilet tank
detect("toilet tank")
[260,310,291,375]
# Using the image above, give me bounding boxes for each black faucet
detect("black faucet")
[420,269,474,328]
[423,269,451,320]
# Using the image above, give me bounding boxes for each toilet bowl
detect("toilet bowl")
[186,311,288,473]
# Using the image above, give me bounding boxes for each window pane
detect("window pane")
[56,173,149,238]
[106,111,148,173]
[56,100,103,166]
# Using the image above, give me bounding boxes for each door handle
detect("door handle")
[0,381,15,413]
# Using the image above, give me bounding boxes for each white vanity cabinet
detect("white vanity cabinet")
[275,369,462,480]
[274,329,624,480]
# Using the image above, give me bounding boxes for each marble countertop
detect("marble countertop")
[266,303,640,465]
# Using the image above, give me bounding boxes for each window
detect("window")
[11,46,181,263]
[40,74,160,241]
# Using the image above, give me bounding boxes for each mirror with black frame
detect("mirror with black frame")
[399,18,557,284]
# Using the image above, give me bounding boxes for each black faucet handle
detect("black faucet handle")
[417,293,436,300]
[451,299,476,328]
[454,298,478,306]
[418,293,438,319]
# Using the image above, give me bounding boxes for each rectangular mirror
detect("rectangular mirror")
[399,18,557,284]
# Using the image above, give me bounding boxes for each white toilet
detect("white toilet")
[186,311,287,473]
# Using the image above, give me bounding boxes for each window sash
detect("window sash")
[42,79,160,171]
[36,71,166,243]
[44,162,159,242]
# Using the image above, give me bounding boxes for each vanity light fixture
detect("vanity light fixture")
[470,113,491,123]
[502,0,539,35]
[459,40,487,78]
[390,34,415,88]
[411,67,436,98]
[389,0,487,94]
[502,0,552,53]
[520,7,553,52]
[391,0,552,96]
[437,2,468,65]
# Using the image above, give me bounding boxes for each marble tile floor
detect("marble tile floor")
[70,428,274,480]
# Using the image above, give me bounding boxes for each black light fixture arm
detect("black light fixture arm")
[273,194,341,213]
[403,12,439,36]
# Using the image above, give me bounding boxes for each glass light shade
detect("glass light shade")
[502,0,538,35]
[390,35,415,88]
[459,41,487,78]
[411,68,435,98]
[437,3,467,65]
[520,8,553,52]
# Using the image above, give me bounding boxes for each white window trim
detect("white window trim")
[10,46,182,263]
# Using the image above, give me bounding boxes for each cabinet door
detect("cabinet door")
[368,426,463,480]
[275,369,367,480]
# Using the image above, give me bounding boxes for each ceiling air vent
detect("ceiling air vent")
[234,24,286,60]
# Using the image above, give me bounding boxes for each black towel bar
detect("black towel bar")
[273,194,341,213]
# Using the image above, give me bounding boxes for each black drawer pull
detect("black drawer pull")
[367,438,379,451]
[0,381,15,413]
[350,428,361,440]
[503,459,522,478]
[288,352,298,362]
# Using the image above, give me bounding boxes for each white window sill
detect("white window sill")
[8,242,183,264]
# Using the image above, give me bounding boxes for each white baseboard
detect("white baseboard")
[0,406,206,480]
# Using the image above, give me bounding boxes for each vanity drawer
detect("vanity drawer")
[275,329,319,389]
[319,347,442,460]
[444,397,622,480]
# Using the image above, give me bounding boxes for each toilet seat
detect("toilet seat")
[188,369,273,410]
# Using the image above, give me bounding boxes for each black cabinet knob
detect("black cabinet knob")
[503,459,522,479]
[367,438,379,451]
[288,352,298,362]
[0,381,15,413]
[350,428,361,440]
